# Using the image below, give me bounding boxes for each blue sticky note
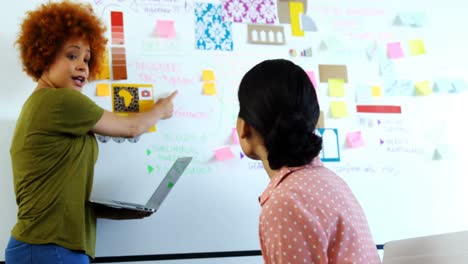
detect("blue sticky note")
[317,128,340,162]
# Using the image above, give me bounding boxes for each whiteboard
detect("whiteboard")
[1,0,468,260]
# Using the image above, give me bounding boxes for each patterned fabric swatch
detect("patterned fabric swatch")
[222,0,277,24]
[195,3,233,51]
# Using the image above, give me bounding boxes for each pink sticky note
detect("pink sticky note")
[214,147,235,161]
[232,128,239,144]
[387,42,404,59]
[156,20,176,38]
[305,70,319,100]
[346,131,365,148]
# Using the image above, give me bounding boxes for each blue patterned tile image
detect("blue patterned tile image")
[195,2,233,51]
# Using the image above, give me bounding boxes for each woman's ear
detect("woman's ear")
[237,117,251,139]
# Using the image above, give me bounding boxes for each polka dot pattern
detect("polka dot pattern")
[258,158,381,264]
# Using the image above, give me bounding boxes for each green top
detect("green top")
[10,88,104,258]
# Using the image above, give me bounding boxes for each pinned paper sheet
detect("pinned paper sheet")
[452,79,468,93]
[318,64,348,83]
[415,80,432,95]
[214,146,235,161]
[316,110,325,129]
[301,14,318,31]
[232,128,239,144]
[317,128,340,162]
[155,20,176,38]
[289,1,304,37]
[203,82,217,95]
[387,42,404,59]
[346,131,365,148]
[371,85,382,97]
[202,70,215,81]
[96,83,110,97]
[433,79,453,93]
[409,39,426,56]
[328,78,345,97]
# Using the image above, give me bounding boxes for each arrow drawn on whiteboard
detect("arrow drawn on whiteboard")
[379,139,384,145]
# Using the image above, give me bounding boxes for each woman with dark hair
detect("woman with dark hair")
[237,59,381,263]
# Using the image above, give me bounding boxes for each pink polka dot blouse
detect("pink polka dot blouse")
[258,158,381,264]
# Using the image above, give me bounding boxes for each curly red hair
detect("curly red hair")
[16,1,108,81]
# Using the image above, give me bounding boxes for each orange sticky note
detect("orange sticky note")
[202,70,215,81]
[328,78,345,97]
[214,146,235,161]
[156,20,176,38]
[415,80,432,95]
[203,82,217,95]
[95,48,110,80]
[409,39,426,56]
[330,101,348,118]
[96,83,110,97]
[371,85,382,97]
[346,131,365,148]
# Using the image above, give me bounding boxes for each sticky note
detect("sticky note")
[409,39,426,56]
[371,86,382,97]
[95,49,110,80]
[346,131,365,148]
[214,147,235,161]
[330,101,348,118]
[305,70,317,89]
[328,78,345,97]
[203,82,217,95]
[387,42,404,59]
[232,128,239,144]
[415,80,432,95]
[202,70,215,81]
[289,1,304,37]
[96,83,110,97]
[156,20,176,38]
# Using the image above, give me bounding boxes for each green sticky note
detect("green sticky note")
[147,165,154,174]
[167,182,174,188]
[328,78,345,97]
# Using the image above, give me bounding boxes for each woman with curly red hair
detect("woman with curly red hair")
[6,1,177,263]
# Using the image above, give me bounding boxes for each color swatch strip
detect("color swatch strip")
[111,11,124,45]
[111,47,127,80]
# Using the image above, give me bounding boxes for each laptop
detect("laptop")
[90,157,192,212]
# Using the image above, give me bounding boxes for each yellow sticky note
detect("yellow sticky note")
[415,80,432,95]
[203,82,217,95]
[371,85,382,97]
[330,101,348,118]
[96,83,110,97]
[289,2,304,37]
[95,48,110,80]
[328,78,345,97]
[202,70,215,81]
[409,39,426,56]
[139,99,156,132]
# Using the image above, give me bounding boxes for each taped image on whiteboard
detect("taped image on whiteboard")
[318,128,340,162]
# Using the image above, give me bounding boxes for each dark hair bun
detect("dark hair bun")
[265,112,322,170]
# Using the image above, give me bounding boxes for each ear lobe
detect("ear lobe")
[238,118,251,139]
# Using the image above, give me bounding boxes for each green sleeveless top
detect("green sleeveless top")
[10,88,104,258]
